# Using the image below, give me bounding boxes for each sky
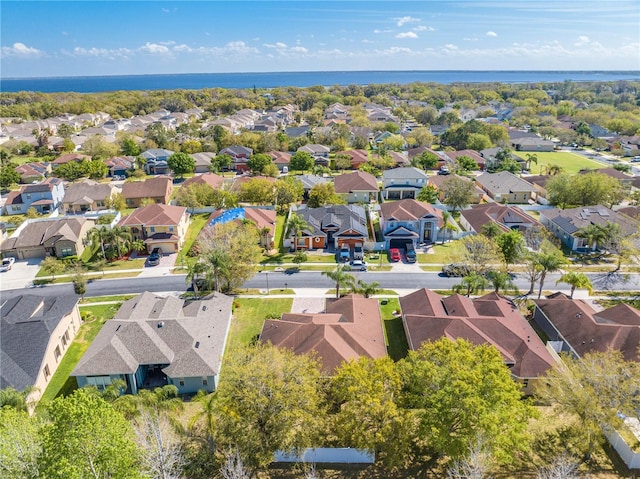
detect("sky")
[1,1,639,78]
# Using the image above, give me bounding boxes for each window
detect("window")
[26,193,31,199]
[86,376,112,390]
[61,334,67,348]
[150,226,156,233]
[202,378,208,385]
[11,206,21,212]
[54,346,61,361]
[168,226,174,232]
[60,248,74,257]
[523,379,529,388]
[44,364,51,380]
[179,380,185,386]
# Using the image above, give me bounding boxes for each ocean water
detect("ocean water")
[1,70,639,93]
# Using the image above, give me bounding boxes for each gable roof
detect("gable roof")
[268,151,291,164]
[72,292,233,378]
[382,166,428,180]
[53,153,91,165]
[540,205,639,235]
[1,217,92,251]
[475,171,537,195]
[63,179,116,205]
[260,294,386,374]
[333,171,379,194]
[190,152,216,167]
[534,296,640,361]
[1,294,79,391]
[181,172,224,190]
[400,289,555,379]
[118,203,187,227]
[121,176,172,200]
[380,199,443,225]
[460,203,539,234]
[295,205,368,238]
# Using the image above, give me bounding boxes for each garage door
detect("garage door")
[389,239,410,249]
[20,248,46,259]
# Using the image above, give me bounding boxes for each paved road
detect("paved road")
[2,270,639,301]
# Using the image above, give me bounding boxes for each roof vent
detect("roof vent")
[195,341,200,348]
[202,306,207,311]
[157,321,164,328]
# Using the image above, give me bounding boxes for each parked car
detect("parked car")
[389,248,401,262]
[353,242,364,260]
[0,257,15,272]
[339,245,351,263]
[349,260,367,271]
[147,247,162,266]
[405,243,417,263]
[441,263,470,277]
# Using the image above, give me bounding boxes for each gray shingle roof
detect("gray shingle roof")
[382,166,428,180]
[295,205,368,237]
[1,294,79,391]
[475,171,537,195]
[71,292,233,379]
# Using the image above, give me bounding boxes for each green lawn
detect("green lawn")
[37,303,121,409]
[225,298,293,354]
[379,298,409,360]
[261,252,337,264]
[176,213,210,264]
[528,151,605,175]
[417,241,464,264]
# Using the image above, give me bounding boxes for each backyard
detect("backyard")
[528,151,606,174]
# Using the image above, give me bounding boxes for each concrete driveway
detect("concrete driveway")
[137,252,178,278]
[0,257,43,291]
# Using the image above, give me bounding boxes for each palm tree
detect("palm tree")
[440,210,452,245]
[543,164,564,176]
[189,391,217,453]
[130,239,146,256]
[575,224,607,251]
[287,213,310,252]
[205,249,230,293]
[556,271,593,299]
[536,252,567,299]
[352,279,381,298]
[485,269,519,295]
[90,226,112,259]
[481,222,502,238]
[322,264,355,298]
[259,226,272,250]
[453,272,488,297]
[185,259,206,299]
[110,226,132,259]
[525,153,538,171]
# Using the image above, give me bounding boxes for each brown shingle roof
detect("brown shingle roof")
[401,289,555,379]
[63,179,115,205]
[260,294,387,374]
[379,199,443,226]
[334,171,379,194]
[53,153,91,165]
[121,176,172,200]
[118,203,187,227]
[181,173,224,190]
[460,203,540,234]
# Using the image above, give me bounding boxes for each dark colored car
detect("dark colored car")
[389,248,401,262]
[147,247,162,266]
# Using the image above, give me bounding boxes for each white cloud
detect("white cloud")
[290,46,308,53]
[62,31,68,36]
[374,47,413,55]
[173,44,192,53]
[579,35,590,42]
[394,16,421,27]
[396,32,418,39]
[72,46,132,59]
[162,8,170,13]
[140,42,170,54]
[1,42,42,57]
[486,31,498,37]
[444,44,459,50]
[464,37,479,42]
[373,29,393,34]
[413,25,434,32]
[263,42,288,49]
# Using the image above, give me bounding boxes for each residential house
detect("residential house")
[379,199,443,247]
[219,145,253,172]
[475,171,537,204]
[1,217,95,259]
[400,289,556,394]
[382,167,429,200]
[72,292,233,395]
[539,205,639,252]
[104,156,135,177]
[295,174,331,200]
[291,204,368,251]
[335,149,368,169]
[333,171,379,204]
[442,150,486,171]
[285,125,311,138]
[533,294,640,362]
[578,167,635,187]
[261,294,387,374]
[386,151,411,168]
[407,146,447,170]
[181,172,224,191]
[15,162,51,184]
[268,151,291,172]
[298,144,330,166]
[1,294,82,406]
[523,174,551,201]
[51,153,91,169]
[511,136,555,152]
[121,176,173,208]
[141,148,174,175]
[460,203,541,235]
[118,203,189,253]
[479,147,525,170]
[62,179,116,214]
[428,174,484,204]
[3,177,65,215]
[202,207,276,249]
[229,175,275,195]
[190,152,216,173]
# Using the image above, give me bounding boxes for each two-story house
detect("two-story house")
[104,156,135,177]
[118,203,189,253]
[333,171,379,204]
[62,179,117,214]
[219,145,254,172]
[4,177,65,215]
[141,148,174,175]
[121,176,173,208]
[382,167,429,200]
[379,199,443,248]
[297,144,330,166]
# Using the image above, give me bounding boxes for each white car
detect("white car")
[0,257,15,272]
[349,260,367,271]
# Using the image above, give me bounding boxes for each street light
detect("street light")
[284,282,288,292]
[265,270,270,295]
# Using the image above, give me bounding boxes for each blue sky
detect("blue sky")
[1,1,639,78]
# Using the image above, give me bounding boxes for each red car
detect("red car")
[389,248,401,262]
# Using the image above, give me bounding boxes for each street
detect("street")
[2,269,640,301]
